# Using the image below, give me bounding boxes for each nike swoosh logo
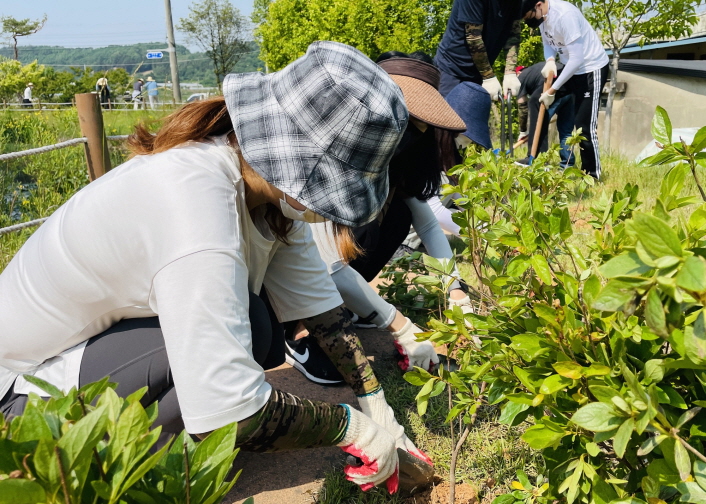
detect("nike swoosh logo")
[290,346,309,364]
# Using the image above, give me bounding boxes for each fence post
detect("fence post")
[75,92,111,181]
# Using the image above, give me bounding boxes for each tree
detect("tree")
[0,57,44,102]
[577,0,703,149]
[1,15,47,60]
[255,0,452,71]
[178,0,250,89]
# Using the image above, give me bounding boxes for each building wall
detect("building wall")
[627,41,706,60]
[598,71,706,160]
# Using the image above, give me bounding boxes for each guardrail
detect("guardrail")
[0,93,128,236]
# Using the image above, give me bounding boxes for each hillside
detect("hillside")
[0,41,264,86]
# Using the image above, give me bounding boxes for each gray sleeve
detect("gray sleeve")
[330,265,397,329]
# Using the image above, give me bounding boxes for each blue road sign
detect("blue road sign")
[146,51,164,59]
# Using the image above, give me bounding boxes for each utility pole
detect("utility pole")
[164,0,182,103]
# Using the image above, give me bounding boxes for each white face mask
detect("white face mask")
[279,198,327,223]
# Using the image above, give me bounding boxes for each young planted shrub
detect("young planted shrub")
[403,108,706,504]
[0,376,242,504]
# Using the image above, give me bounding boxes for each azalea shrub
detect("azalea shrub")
[0,376,243,504]
[402,107,706,504]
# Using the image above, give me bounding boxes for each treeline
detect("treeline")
[0,41,263,87]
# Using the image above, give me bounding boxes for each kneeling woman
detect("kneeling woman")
[0,42,415,492]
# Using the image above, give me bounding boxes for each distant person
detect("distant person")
[132,78,144,110]
[96,77,111,110]
[522,0,609,179]
[514,62,575,167]
[145,76,158,110]
[22,83,33,108]
[434,0,523,100]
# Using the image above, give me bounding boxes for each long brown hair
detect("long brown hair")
[127,97,361,261]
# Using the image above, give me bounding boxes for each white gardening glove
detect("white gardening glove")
[539,91,556,108]
[518,131,529,141]
[482,76,502,101]
[358,389,433,466]
[338,404,399,493]
[449,294,474,314]
[391,318,439,372]
[503,73,521,98]
[541,59,557,79]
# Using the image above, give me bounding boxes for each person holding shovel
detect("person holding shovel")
[0,42,425,494]
[521,0,609,178]
[284,52,474,386]
[434,0,523,100]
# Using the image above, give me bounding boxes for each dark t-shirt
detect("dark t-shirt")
[518,61,565,98]
[435,0,522,82]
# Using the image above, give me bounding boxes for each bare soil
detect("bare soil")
[403,481,479,504]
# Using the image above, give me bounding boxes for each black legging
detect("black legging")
[0,291,285,436]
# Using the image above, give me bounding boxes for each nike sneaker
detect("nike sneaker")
[284,336,345,385]
[345,308,378,329]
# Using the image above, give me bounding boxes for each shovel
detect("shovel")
[529,71,555,164]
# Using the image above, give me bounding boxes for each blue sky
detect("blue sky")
[1,0,254,49]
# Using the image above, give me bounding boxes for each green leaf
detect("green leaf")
[589,385,621,403]
[413,275,442,287]
[586,442,601,457]
[677,256,706,293]
[652,106,673,146]
[674,439,692,481]
[677,407,702,429]
[677,482,706,504]
[592,279,639,312]
[645,289,668,337]
[11,401,53,442]
[521,424,565,449]
[57,405,108,472]
[20,375,63,398]
[498,402,529,425]
[552,361,584,379]
[540,374,573,394]
[644,359,665,384]
[531,254,553,285]
[584,364,611,377]
[691,126,706,153]
[507,255,531,277]
[614,418,635,458]
[492,494,518,504]
[695,460,706,491]
[583,274,602,305]
[685,313,706,364]
[571,402,623,432]
[0,479,46,504]
[600,252,652,278]
[632,212,683,258]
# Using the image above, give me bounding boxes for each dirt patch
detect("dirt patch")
[404,481,479,504]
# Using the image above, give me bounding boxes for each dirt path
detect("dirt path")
[225,327,392,504]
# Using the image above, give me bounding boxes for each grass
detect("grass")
[0,109,169,270]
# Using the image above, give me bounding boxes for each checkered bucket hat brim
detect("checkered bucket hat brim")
[223,41,409,227]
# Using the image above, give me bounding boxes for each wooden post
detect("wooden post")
[76,92,111,181]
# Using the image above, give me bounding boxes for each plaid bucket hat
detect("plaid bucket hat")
[223,41,409,227]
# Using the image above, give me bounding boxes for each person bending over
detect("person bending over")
[0,42,424,494]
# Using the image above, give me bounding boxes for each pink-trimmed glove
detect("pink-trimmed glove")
[358,389,433,466]
[392,318,439,372]
[338,404,399,493]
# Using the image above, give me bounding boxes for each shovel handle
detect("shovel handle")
[530,72,554,159]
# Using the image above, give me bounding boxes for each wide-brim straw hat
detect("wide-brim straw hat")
[378,58,465,132]
[147,76,154,81]
[223,41,409,227]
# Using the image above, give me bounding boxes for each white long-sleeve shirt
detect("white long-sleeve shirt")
[0,136,342,433]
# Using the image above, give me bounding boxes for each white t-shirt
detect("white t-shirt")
[23,87,32,100]
[0,136,342,434]
[541,0,608,75]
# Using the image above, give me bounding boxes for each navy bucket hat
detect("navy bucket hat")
[223,41,409,227]
[444,82,492,150]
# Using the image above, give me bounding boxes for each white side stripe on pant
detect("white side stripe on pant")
[590,69,601,179]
